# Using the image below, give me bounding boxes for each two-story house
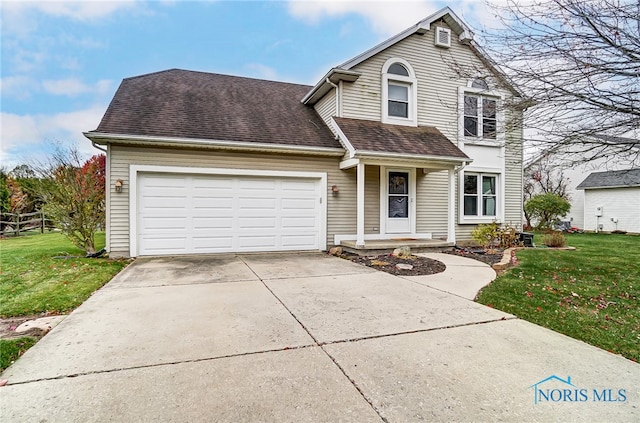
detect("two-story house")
[85,7,524,258]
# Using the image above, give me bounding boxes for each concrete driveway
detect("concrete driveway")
[1,253,639,422]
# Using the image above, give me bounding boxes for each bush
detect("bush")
[524,193,571,229]
[542,231,567,248]
[472,222,523,249]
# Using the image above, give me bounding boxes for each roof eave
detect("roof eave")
[354,149,471,165]
[301,68,361,105]
[83,132,346,156]
[339,6,473,70]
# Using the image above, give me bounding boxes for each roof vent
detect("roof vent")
[435,27,451,48]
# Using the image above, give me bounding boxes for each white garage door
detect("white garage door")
[136,172,322,256]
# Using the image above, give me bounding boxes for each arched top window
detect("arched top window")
[388,63,409,77]
[471,78,489,90]
[381,58,417,126]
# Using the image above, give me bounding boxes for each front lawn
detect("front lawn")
[476,233,640,362]
[0,232,128,373]
[0,232,128,317]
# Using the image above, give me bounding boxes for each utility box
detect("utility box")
[595,206,604,216]
[519,232,534,247]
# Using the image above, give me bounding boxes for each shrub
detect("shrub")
[524,193,571,229]
[472,222,523,249]
[542,231,567,248]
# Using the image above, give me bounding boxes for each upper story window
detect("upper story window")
[464,95,497,139]
[459,79,503,143]
[382,58,417,126]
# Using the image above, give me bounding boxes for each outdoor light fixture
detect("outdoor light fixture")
[115,179,123,193]
[332,185,339,195]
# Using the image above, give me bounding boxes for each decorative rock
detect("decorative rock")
[395,263,414,271]
[392,246,411,258]
[15,316,66,336]
[328,246,343,256]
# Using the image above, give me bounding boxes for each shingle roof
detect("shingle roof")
[576,168,640,189]
[333,117,469,160]
[92,69,341,149]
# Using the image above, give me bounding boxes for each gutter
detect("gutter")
[83,132,346,156]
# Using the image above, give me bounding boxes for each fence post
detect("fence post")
[16,213,20,237]
[41,210,45,234]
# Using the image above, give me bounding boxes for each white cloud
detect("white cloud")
[0,76,38,100]
[287,0,439,36]
[1,0,139,23]
[243,63,279,81]
[0,105,107,167]
[41,78,113,97]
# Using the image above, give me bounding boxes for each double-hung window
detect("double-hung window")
[464,173,497,217]
[382,58,417,126]
[464,95,497,139]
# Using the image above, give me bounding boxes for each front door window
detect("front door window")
[388,172,408,218]
[386,170,411,233]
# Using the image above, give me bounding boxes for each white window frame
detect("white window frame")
[458,85,504,146]
[382,58,417,126]
[459,170,503,224]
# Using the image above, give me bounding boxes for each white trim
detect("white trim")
[447,168,456,243]
[85,132,345,156]
[356,162,366,247]
[382,58,418,126]
[339,7,472,70]
[105,145,111,253]
[380,167,416,235]
[457,87,505,144]
[458,170,503,224]
[329,117,356,158]
[128,165,328,257]
[334,233,433,245]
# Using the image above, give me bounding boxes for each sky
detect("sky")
[1,0,499,168]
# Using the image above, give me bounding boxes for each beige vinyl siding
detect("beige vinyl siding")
[504,129,524,226]
[315,89,337,132]
[342,27,507,141]
[364,165,380,233]
[416,170,449,239]
[108,145,356,257]
[337,26,522,241]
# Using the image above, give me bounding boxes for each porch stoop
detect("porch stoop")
[339,239,454,256]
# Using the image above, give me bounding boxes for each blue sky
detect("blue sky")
[1,0,495,168]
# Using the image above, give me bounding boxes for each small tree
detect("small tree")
[524,193,571,230]
[35,146,106,254]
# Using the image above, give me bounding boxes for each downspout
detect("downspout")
[92,141,107,153]
[326,78,340,117]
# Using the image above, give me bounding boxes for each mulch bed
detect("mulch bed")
[342,252,446,276]
[444,247,504,266]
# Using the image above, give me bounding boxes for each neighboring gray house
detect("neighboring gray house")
[524,135,639,230]
[85,7,524,258]
[576,169,640,234]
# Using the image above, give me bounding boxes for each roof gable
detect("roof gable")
[576,168,640,189]
[92,69,340,150]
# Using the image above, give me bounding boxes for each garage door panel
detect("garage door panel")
[137,172,322,256]
[281,216,317,228]
[192,217,234,229]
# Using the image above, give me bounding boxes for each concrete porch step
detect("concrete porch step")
[339,239,454,256]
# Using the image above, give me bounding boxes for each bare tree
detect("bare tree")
[480,0,640,166]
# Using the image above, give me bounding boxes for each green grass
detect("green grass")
[476,233,640,362]
[0,337,37,373]
[0,232,128,317]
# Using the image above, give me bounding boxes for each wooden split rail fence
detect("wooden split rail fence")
[0,211,55,237]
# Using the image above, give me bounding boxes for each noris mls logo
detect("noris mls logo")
[529,375,627,405]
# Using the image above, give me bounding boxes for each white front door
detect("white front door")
[385,169,412,233]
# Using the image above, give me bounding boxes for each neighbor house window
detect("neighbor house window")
[464,173,497,217]
[464,95,497,139]
[382,58,417,126]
